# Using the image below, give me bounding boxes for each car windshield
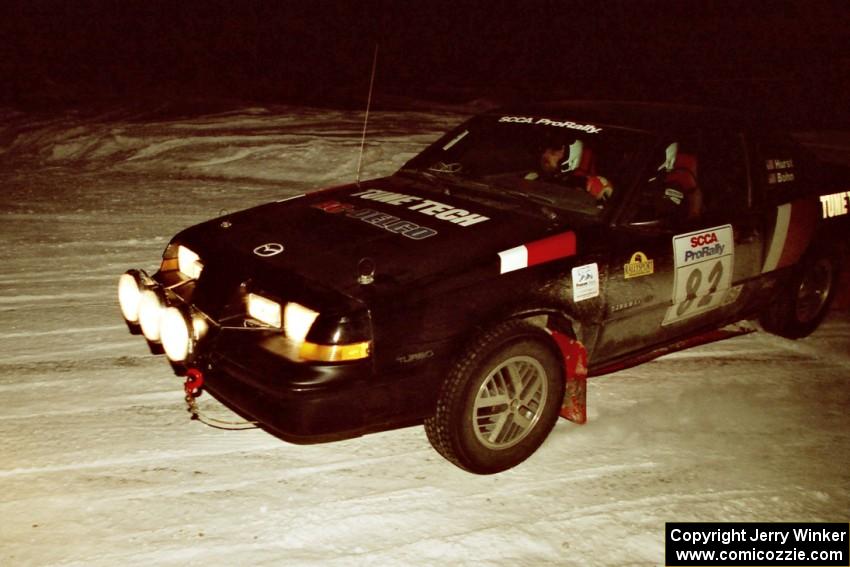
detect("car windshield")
[402,113,650,219]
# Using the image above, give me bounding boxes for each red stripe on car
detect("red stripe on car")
[499,231,577,274]
[776,198,819,269]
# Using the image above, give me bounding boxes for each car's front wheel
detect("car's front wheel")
[425,320,564,474]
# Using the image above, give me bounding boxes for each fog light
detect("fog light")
[118,270,144,323]
[138,287,166,343]
[161,306,193,362]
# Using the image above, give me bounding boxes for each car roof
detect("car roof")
[495,100,765,133]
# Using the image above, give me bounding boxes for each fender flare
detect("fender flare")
[501,306,589,425]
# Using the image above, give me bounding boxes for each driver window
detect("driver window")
[631,138,701,225]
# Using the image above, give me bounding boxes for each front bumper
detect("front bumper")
[193,333,438,442]
[119,269,438,442]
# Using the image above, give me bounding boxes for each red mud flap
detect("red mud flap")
[548,329,587,424]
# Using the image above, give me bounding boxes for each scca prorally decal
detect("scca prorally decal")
[312,200,437,240]
[350,189,490,227]
[819,190,849,218]
[498,115,602,134]
[663,225,734,325]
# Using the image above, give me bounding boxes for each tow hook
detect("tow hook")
[184,367,205,398]
[181,367,259,430]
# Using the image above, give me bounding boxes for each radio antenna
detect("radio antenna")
[356,44,379,186]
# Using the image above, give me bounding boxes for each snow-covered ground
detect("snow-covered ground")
[1,103,848,567]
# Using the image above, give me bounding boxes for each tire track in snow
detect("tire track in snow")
[0,290,108,305]
[0,324,125,339]
[0,443,427,480]
[0,340,142,363]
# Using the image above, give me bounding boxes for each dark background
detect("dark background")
[2,0,848,126]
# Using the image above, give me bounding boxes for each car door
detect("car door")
[592,131,761,364]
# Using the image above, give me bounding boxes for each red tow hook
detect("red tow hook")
[184,367,205,398]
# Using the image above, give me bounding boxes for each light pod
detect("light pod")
[160,306,195,362]
[138,286,167,343]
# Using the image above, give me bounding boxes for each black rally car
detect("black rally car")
[118,102,848,474]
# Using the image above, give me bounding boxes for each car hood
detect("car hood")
[175,175,584,301]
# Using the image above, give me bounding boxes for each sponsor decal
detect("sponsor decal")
[572,263,599,302]
[819,190,850,218]
[312,200,437,240]
[253,243,284,257]
[663,225,734,325]
[498,115,603,134]
[623,251,654,279]
[498,231,577,274]
[350,188,490,227]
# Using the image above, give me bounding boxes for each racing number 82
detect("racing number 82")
[676,260,724,316]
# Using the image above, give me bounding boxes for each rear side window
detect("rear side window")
[700,131,750,213]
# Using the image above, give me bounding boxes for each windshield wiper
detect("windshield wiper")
[399,167,494,195]
[399,168,562,220]
[504,189,555,205]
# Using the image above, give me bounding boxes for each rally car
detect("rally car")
[118,101,848,474]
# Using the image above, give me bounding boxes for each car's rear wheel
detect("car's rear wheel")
[760,248,839,339]
[425,320,564,474]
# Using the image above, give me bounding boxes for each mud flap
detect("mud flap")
[548,329,587,424]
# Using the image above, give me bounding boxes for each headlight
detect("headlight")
[247,293,282,328]
[138,287,167,342]
[118,270,144,323]
[177,245,203,280]
[284,302,319,343]
[160,306,193,362]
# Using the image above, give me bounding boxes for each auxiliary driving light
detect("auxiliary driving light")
[118,270,146,323]
[138,286,167,343]
[160,306,194,362]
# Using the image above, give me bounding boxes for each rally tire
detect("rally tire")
[760,247,839,339]
[424,320,564,474]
